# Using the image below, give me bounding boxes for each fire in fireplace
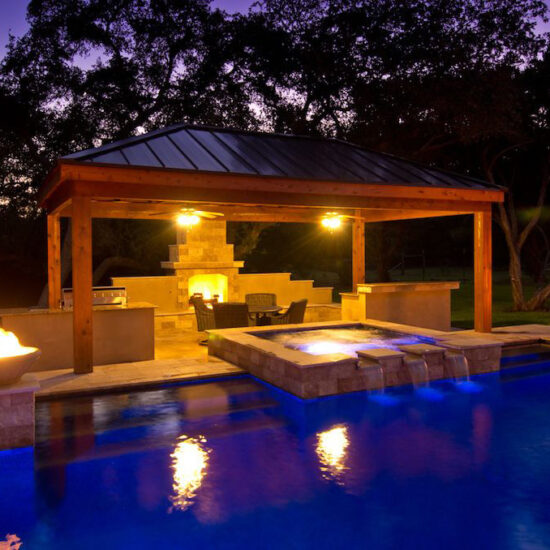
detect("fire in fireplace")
[189,274,228,303]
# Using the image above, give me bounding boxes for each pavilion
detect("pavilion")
[37,124,504,373]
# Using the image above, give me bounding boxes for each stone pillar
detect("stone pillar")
[161,220,244,307]
[0,374,39,450]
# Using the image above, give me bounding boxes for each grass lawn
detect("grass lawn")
[451,277,550,329]
[368,268,550,330]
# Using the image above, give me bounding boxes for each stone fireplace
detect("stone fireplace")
[160,221,243,307]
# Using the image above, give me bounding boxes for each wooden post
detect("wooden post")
[71,196,93,373]
[47,213,62,309]
[352,211,365,291]
[474,211,492,332]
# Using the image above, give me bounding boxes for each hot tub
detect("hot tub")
[207,320,502,399]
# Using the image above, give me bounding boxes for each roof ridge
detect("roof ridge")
[64,122,189,160]
[64,123,339,160]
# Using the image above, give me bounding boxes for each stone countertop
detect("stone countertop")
[0,302,157,317]
[355,281,460,294]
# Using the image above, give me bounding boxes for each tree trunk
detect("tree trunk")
[508,245,526,311]
[485,149,550,313]
[527,284,550,310]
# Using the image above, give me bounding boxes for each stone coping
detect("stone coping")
[398,343,447,355]
[437,337,503,350]
[356,281,460,294]
[34,358,243,399]
[0,374,40,395]
[208,320,439,367]
[161,260,244,269]
[357,348,405,360]
[209,319,550,367]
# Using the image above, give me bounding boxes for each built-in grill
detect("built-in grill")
[62,286,127,310]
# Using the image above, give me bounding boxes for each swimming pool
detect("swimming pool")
[2,367,550,549]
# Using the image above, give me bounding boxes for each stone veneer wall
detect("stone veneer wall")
[0,375,39,449]
[113,220,333,314]
[161,220,243,306]
[155,304,341,332]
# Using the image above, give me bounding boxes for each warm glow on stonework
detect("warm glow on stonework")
[170,436,210,511]
[0,328,33,359]
[316,425,350,481]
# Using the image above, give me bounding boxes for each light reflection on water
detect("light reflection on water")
[9,372,550,549]
[170,436,210,512]
[260,327,427,356]
[315,425,350,482]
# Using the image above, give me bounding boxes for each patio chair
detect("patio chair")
[245,293,277,307]
[271,299,308,325]
[189,296,215,345]
[213,302,250,329]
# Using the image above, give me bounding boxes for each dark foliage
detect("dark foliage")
[1,0,549,306]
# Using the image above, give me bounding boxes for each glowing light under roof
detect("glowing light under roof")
[321,213,342,231]
[176,212,201,227]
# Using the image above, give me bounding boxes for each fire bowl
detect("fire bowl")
[0,348,41,386]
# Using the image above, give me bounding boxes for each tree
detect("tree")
[0,0,257,302]
[2,0,550,309]
[239,0,550,301]
[0,0,256,212]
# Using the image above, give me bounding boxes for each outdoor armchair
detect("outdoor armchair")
[245,293,277,307]
[213,302,250,329]
[271,299,308,325]
[190,295,216,332]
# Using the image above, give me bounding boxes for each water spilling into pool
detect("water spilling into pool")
[2,367,550,549]
[257,325,430,356]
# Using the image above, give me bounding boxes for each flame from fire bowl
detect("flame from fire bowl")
[0,348,41,386]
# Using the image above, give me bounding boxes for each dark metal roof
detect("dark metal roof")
[64,124,499,191]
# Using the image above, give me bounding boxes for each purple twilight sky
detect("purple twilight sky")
[0,0,549,59]
[0,0,256,59]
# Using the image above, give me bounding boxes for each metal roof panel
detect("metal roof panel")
[168,129,227,171]
[187,129,258,174]
[118,142,162,168]
[60,123,501,192]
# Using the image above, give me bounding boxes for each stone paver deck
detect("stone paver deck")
[31,322,550,400]
[35,356,244,399]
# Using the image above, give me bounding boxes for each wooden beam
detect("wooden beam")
[71,195,93,373]
[47,214,62,309]
[56,198,475,225]
[474,211,492,332]
[61,198,471,223]
[48,179,494,216]
[361,209,469,223]
[352,210,366,291]
[39,160,505,210]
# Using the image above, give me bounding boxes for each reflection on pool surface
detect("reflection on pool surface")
[2,369,550,549]
[256,326,430,355]
[170,435,210,512]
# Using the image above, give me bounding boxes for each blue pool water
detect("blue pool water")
[2,368,550,549]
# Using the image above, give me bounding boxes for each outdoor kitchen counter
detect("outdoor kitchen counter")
[0,302,156,371]
[341,282,460,331]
